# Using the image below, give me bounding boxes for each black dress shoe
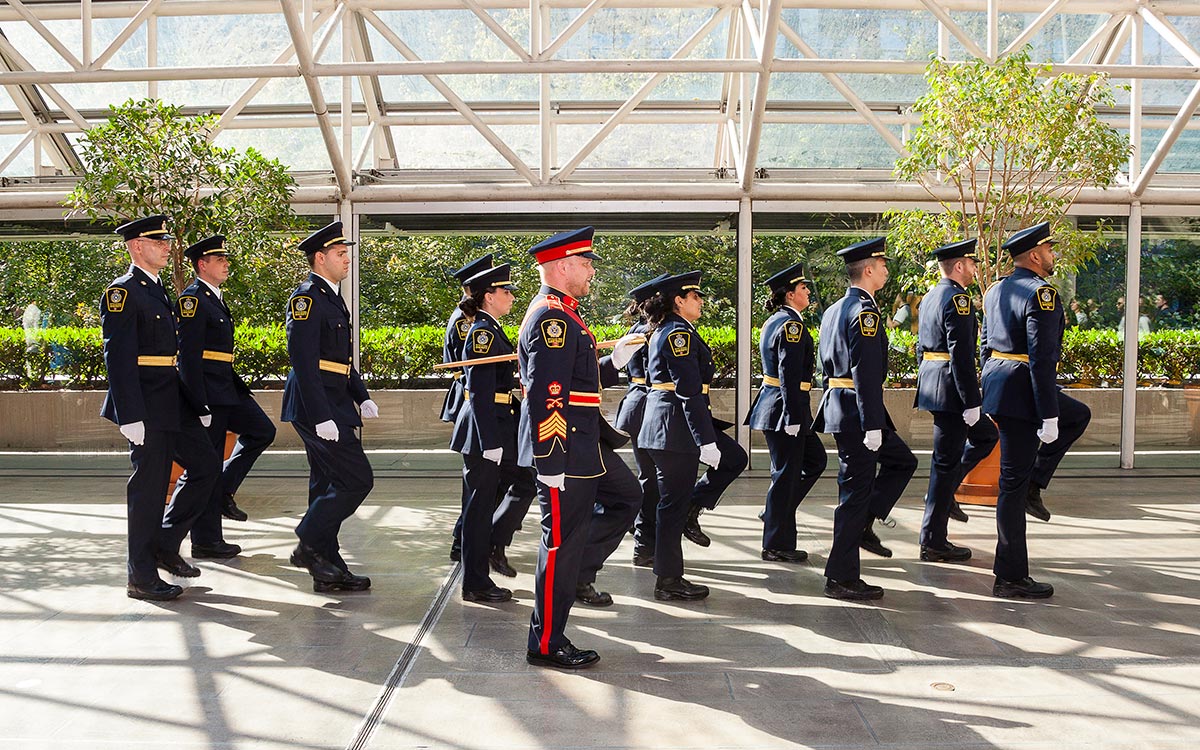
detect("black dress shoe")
[315,569,372,593]
[1025,485,1051,522]
[156,551,201,578]
[576,583,613,607]
[761,549,809,563]
[992,576,1054,599]
[757,508,765,521]
[289,543,344,583]
[631,550,655,568]
[654,576,709,601]
[127,579,184,601]
[489,546,517,578]
[859,521,893,558]
[463,585,513,602]
[191,541,242,559]
[526,642,600,670]
[683,506,711,547]
[920,542,972,562]
[948,500,969,523]
[449,543,462,563]
[221,493,248,522]
[824,578,884,601]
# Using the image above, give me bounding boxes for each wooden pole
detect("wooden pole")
[432,337,641,371]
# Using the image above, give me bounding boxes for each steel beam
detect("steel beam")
[739,0,782,190]
[735,195,752,455]
[1119,201,1140,469]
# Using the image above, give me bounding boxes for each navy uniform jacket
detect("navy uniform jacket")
[746,307,815,433]
[814,287,893,433]
[639,313,718,453]
[176,279,251,408]
[516,286,606,478]
[980,267,1064,421]
[101,265,208,430]
[613,321,650,435]
[439,308,471,423]
[450,310,518,456]
[281,273,370,427]
[915,278,982,413]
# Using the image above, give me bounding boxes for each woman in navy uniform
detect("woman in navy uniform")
[450,263,520,603]
[282,221,380,593]
[101,215,220,601]
[176,235,277,560]
[639,271,748,601]
[441,253,493,562]
[915,238,997,563]
[746,262,827,563]
[613,272,669,568]
[980,222,1090,599]
[815,238,917,601]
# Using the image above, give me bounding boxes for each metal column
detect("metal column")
[341,199,360,368]
[1119,202,1141,469]
[736,196,753,458]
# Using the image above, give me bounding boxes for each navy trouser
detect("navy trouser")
[293,422,374,569]
[992,415,1039,581]
[761,429,828,552]
[460,453,505,592]
[578,443,642,586]
[1030,391,1092,490]
[824,429,917,582]
[528,476,599,655]
[920,412,998,547]
[691,430,749,510]
[631,444,662,555]
[128,418,220,585]
[452,464,536,550]
[190,395,276,546]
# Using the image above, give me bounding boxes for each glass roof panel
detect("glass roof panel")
[564,122,716,169]
[0,133,34,176]
[367,10,528,62]
[373,125,537,169]
[759,123,901,169]
[550,8,727,60]
[1140,127,1200,173]
[778,9,937,61]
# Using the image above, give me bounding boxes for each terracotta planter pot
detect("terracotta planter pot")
[956,438,1000,507]
[166,432,237,503]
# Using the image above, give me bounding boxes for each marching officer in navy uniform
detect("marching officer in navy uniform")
[981,222,1091,599]
[639,271,748,601]
[614,273,670,568]
[177,235,277,560]
[915,238,997,563]
[282,221,380,593]
[746,262,827,563]
[815,237,917,601]
[517,227,642,669]
[440,253,493,563]
[450,263,520,603]
[101,215,220,601]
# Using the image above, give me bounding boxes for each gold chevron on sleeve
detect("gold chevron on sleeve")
[537,411,568,442]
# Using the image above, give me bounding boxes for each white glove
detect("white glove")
[699,442,721,467]
[199,414,212,428]
[783,424,801,437]
[120,421,145,446]
[610,332,647,370]
[316,419,339,441]
[482,447,503,464]
[1037,417,1059,444]
[360,399,379,419]
[963,406,981,426]
[863,429,882,451]
[538,473,566,489]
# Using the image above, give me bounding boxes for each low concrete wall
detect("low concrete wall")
[2,387,1198,451]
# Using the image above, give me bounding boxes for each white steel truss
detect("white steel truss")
[0,0,1195,210]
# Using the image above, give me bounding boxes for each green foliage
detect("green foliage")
[0,240,127,325]
[889,48,1131,291]
[65,98,304,294]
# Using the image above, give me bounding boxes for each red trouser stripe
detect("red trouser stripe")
[539,484,563,655]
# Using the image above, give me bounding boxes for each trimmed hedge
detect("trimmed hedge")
[2,326,1198,390]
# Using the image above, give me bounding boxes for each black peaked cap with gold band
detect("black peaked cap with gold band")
[115,215,174,242]
[184,235,228,262]
[453,253,494,285]
[629,272,671,303]
[764,262,809,294]
[297,221,356,255]
[462,263,513,295]
[931,237,978,262]
[1002,221,1053,257]
[836,236,887,264]
[657,270,703,300]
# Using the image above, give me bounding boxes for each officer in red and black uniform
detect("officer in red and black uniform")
[915,238,996,564]
[177,235,277,560]
[815,238,917,601]
[517,227,608,670]
[282,221,379,593]
[746,262,827,563]
[101,215,220,601]
[981,222,1090,599]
